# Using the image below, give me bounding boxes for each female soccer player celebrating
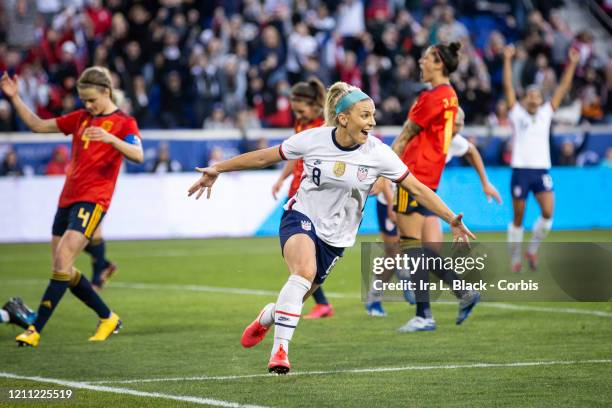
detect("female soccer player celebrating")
[390,42,482,332]
[503,45,579,272]
[365,108,502,319]
[271,78,335,320]
[0,67,143,347]
[188,81,475,374]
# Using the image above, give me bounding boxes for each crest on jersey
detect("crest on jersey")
[357,166,369,181]
[333,161,346,177]
[314,159,322,165]
[101,120,114,132]
[301,220,312,231]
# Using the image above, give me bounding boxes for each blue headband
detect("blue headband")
[335,90,371,114]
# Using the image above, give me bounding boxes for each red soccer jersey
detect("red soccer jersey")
[400,84,458,189]
[288,116,325,197]
[55,109,140,209]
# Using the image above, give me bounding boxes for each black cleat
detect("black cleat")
[3,298,36,329]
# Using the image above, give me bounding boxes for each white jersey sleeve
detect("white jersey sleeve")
[446,134,470,163]
[279,128,318,160]
[375,143,410,183]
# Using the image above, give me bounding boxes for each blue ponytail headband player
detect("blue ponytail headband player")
[335,90,371,114]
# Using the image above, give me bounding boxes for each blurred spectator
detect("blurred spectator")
[159,71,192,128]
[436,6,469,43]
[556,125,594,166]
[54,41,80,94]
[0,100,15,132]
[6,0,37,48]
[500,139,513,166]
[336,0,365,39]
[601,148,612,168]
[286,21,318,84]
[207,146,224,167]
[203,104,233,129]
[148,143,182,173]
[0,148,24,176]
[557,140,577,166]
[263,80,293,128]
[579,67,604,123]
[487,99,511,128]
[45,145,69,175]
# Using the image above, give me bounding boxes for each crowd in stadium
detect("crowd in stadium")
[1,0,611,176]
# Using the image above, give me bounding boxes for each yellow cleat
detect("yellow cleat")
[88,312,122,342]
[16,325,40,347]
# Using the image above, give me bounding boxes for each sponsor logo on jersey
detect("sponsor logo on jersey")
[357,166,369,181]
[314,159,322,165]
[301,220,312,231]
[277,316,290,322]
[333,161,346,177]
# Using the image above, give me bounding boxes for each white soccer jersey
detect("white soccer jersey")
[509,102,553,169]
[446,134,470,163]
[280,126,409,247]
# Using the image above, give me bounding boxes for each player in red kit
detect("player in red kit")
[391,43,481,333]
[1,67,144,347]
[271,78,334,319]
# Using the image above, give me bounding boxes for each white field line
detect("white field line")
[0,372,269,408]
[88,359,612,385]
[2,279,611,317]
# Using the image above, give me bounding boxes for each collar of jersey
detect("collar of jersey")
[89,109,120,118]
[332,128,361,152]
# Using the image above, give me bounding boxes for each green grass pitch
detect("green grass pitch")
[1,230,611,407]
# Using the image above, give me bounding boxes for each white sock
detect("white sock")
[507,223,524,264]
[0,309,9,323]
[271,275,311,356]
[258,303,275,327]
[528,216,553,255]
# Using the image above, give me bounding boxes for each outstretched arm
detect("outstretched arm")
[502,45,517,109]
[550,48,580,110]
[391,119,421,155]
[399,174,476,243]
[1,72,59,133]
[189,146,283,199]
[463,142,502,203]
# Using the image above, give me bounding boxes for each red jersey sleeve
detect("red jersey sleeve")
[55,109,86,136]
[408,91,442,129]
[119,116,141,140]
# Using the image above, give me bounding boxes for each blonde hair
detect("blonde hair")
[324,81,365,126]
[77,66,119,104]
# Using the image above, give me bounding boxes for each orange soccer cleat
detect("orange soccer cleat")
[241,305,272,348]
[303,303,334,319]
[268,344,290,375]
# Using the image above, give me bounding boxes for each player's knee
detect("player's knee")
[292,267,316,282]
[53,248,75,274]
[51,267,73,282]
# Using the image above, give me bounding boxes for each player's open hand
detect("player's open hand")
[188,167,220,199]
[450,214,476,248]
[483,182,502,204]
[83,127,114,144]
[503,45,516,60]
[568,47,580,65]
[0,72,18,99]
